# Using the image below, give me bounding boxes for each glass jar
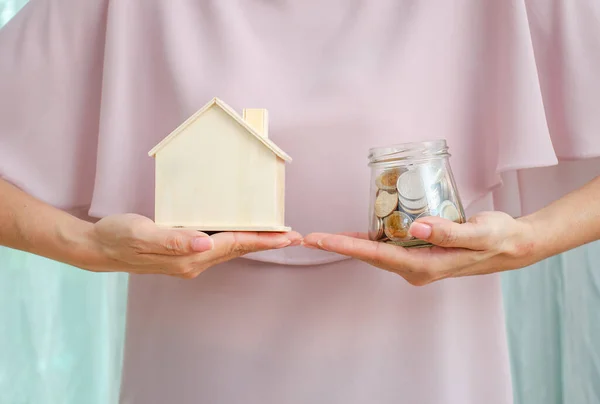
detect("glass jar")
[367,139,466,248]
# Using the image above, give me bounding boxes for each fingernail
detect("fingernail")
[409,223,432,239]
[316,239,329,251]
[275,240,292,249]
[191,237,213,251]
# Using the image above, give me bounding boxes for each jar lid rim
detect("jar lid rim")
[368,139,449,162]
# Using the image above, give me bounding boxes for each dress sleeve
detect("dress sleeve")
[524,0,600,159]
[0,0,109,212]
[487,0,600,217]
[486,0,600,178]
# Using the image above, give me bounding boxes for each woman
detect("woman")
[1,0,600,403]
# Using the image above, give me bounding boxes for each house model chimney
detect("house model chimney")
[243,108,269,138]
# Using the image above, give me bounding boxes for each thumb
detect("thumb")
[408,216,489,250]
[147,228,214,255]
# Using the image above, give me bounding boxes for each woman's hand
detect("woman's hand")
[1,179,302,277]
[83,213,302,278]
[302,212,539,286]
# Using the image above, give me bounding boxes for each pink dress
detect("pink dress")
[2,1,600,402]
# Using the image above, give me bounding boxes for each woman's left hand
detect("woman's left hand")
[302,212,541,286]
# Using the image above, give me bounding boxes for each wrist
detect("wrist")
[55,218,107,272]
[514,213,555,264]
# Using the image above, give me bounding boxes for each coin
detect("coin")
[398,197,427,215]
[369,215,384,240]
[421,163,445,185]
[376,168,403,191]
[438,200,462,222]
[414,210,434,220]
[383,211,414,241]
[398,187,435,215]
[425,182,443,211]
[386,239,432,248]
[396,169,426,201]
[375,191,398,217]
[436,176,451,201]
[397,165,445,197]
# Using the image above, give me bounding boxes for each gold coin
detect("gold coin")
[383,211,414,241]
[376,168,403,191]
[375,191,398,218]
[386,239,432,248]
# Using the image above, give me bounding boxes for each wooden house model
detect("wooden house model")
[148,97,292,232]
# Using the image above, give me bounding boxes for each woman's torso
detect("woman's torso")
[109,2,520,403]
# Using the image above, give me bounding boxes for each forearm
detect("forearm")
[520,175,600,261]
[0,178,101,269]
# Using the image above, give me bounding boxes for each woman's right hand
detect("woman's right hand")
[83,213,302,278]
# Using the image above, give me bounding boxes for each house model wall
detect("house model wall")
[148,97,292,232]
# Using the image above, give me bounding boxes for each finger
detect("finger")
[303,232,495,284]
[300,232,368,250]
[143,228,214,255]
[303,232,422,268]
[151,231,302,276]
[202,231,303,262]
[338,231,370,240]
[301,232,370,243]
[408,216,491,250]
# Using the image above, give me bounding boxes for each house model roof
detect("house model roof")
[148,97,292,162]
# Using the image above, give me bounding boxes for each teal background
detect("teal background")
[502,246,600,404]
[1,2,599,403]
[0,249,128,404]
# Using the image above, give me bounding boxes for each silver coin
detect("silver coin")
[397,165,445,198]
[398,198,427,215]
[369,215,384,241]
[438,200,462,222]
[437,176,451,201]
[425,182,443,211]
[399,180,442,214]
[414,210,435,220]
[396,169,426,201]
[421,165,445,187]
[398,201,427,216]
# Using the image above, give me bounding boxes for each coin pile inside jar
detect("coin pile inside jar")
[369,164,464,247]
